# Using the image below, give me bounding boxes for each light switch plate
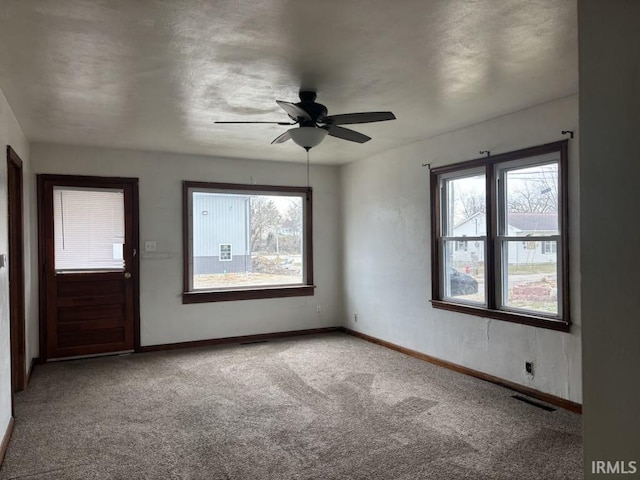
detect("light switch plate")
[0,254,6,268]
[144,241,157,252]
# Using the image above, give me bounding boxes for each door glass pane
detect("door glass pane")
[504,163,559,236]
[54,187,125,271]
[444,174,486,236]
[501,239,558,315]
[443,240,485,304]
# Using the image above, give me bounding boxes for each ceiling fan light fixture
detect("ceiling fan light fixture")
[289,126,328,150]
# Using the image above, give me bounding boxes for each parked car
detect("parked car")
[448,267,478,296]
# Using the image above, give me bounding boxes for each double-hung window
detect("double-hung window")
[183,181,314,303]
[431,141,569,331]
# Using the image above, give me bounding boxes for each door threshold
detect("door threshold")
[47,350,134,362]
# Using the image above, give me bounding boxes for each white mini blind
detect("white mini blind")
[54,187,125,271]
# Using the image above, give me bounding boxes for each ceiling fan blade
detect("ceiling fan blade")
[324,125,371,143]
[215,121,296,125]
[276,100,311,121]
[320,111,396,125]
[271,130,292,144]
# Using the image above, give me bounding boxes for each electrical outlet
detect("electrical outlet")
[525,361,534,376]
[316,305,321,313]
[354,314,358,323]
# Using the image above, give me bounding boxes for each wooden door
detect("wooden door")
[38,175,139,360]
[7,146,26,392]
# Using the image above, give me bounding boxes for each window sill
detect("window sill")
[182,285,315,304]
[430,300,570,332]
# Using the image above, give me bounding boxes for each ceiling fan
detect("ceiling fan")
[215,91,396,150]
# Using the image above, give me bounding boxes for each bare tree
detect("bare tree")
[250,197,281,252]
[275,201,303,255]
[507,166,558,213]
[282,201,302,238]
[457,190,486,219]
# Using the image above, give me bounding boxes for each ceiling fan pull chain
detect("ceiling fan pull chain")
[306,150,310,188]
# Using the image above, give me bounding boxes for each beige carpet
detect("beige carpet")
[1,333,581,479]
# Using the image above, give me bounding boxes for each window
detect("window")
[431,141,569,331]
[183,182,314,303]
[219,244,232,261]
[542,241,557,255]
[53,186,125,271]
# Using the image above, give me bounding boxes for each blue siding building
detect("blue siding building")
[192,193,251,274]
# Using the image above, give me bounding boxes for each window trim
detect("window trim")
[182,181,314,304]
[430,141,570,332]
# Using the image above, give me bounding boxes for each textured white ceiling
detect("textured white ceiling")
[0,1,577,164]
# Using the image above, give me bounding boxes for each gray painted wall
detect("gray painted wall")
[193,256,250,275]
[341,95,581,403]
[30,144,343,346]
[579,0,640,475]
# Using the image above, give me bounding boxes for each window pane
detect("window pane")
[432,142,568,327]
[219,244,232,261]
[504,163,559,236]
[192,193,304,290]
[444,240,485,304]
[501,240,558,315]
[444,174,486,236]
[54,187,125,271]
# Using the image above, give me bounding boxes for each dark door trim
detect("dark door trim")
[7,146,26,396]
[37,174,140,360]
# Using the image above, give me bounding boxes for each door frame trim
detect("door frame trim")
[37,174,140,360]
[7,146,26,398]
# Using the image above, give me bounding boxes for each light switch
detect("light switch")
[0,254,6,268]
[144,241,157,252]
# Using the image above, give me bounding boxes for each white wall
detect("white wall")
[31,144,343,346]
[579,0,640,475]
[341,95,581,402]
[0,87,31,438]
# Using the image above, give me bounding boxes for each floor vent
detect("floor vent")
[512,395,556,412]
[239,340,269,346]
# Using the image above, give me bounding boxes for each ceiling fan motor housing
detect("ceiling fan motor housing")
[296,91,327,125]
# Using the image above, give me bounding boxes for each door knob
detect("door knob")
[124,272,132,279]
